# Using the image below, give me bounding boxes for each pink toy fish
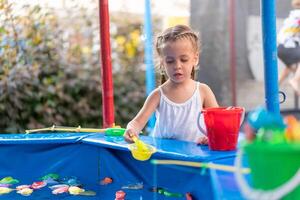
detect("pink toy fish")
[52,186,69,195]
[31,181,47,189]
[115,190,126,200]
[49,184,69,190]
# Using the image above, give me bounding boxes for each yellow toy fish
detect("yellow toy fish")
[68,186,85,195]
[17,188,33,196]
[0,187,13,195]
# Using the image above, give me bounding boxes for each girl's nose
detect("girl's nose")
[174,61,182,69]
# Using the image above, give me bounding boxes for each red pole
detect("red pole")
[229,0,237,106]
[99,0,115,128]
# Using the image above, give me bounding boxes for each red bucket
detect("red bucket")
[198,107,245,151]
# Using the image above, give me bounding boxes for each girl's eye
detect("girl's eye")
[181,59,188,62]
[166,60,174,64]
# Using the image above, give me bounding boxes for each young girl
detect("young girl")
[124,25,218,144]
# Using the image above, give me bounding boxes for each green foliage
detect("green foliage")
[111,19,146,126]
[0,1,146,133]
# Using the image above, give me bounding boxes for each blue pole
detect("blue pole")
[261,0,280,114]
[144,0,156,131]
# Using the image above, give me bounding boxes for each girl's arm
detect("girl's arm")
[200,83,219,108]
[124,89,160,142]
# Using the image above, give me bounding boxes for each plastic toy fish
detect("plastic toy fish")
[43,178,59,185]
[0,177,19,184]
[59,176,81,186]
[121,182,143,190]
[41,173,59,181]
[151,187,184,198]
[79,190,96,196]
[185,192,194,200]
[17,188,33,196]
[49,184,69,190]
[0,187,12,195]
[16,185,31,190]
[115,190,126,200]
[100,177,113,185]
[68,186,84,195]
[31,181,47,189]
[0,184,11,187]
[52,185,69,194]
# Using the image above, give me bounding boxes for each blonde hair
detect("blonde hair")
[155,25,201,84]
[292,0,300,8]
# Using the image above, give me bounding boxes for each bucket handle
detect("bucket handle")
[197,111,206,134]
[197,107,245,135]
[234,149,300,200]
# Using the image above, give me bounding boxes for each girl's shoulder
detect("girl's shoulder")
[197,82,219,107]
[147,87,161,101]
[198,82,212,93]
[150,88,161,96]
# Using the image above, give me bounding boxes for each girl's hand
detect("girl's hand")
[196,136,208,145]
[124,128,139,143]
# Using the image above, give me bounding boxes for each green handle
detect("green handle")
[105,128,126,136]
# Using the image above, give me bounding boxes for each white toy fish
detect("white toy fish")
[17,188,33,196]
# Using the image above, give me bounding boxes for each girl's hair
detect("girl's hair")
[292,0,300,8]
[155,25,201,84]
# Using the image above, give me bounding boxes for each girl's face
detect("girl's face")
[161,39,199,84]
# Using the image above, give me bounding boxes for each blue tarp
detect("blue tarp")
[0,133,247,199]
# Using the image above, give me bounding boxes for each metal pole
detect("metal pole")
[99,0,115,128]
[229,0,237,106]
[261,0,280,114]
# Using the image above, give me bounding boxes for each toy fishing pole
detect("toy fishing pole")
[151,159,250,174]
[25,125,126,136]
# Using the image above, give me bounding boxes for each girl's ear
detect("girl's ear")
[159,58,164,67]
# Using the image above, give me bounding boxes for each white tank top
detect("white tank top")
[151,82,205,142]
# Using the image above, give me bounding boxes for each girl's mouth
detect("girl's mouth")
[174,73,183,78]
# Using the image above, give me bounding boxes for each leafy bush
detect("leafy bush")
[0,1,147,133]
